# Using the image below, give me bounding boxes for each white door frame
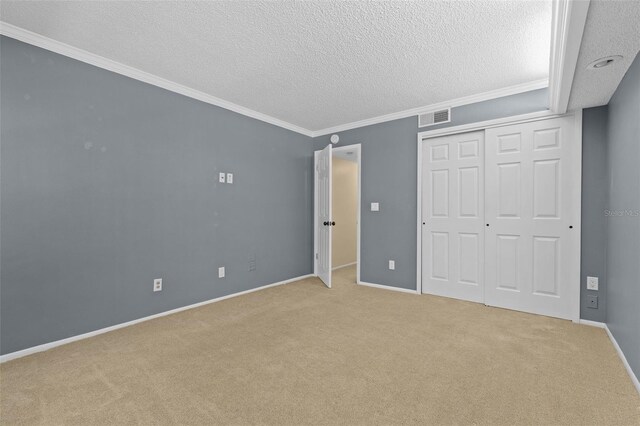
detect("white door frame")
[416,110,582,322]
[314,143,362,284]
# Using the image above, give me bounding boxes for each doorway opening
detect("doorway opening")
[331,147,359,285]
[313,144,361,288]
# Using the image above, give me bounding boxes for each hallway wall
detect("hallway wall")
[332,156,358,268]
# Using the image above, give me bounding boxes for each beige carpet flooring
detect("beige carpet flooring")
[1,266,639,425]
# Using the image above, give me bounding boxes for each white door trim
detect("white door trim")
[569,109,583,322]
[314,143,361,284]
[417,135,423,293]
[418,111,563,141]
[314,150,319,277]
[416,110,582,322]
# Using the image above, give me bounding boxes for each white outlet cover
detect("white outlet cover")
[371,202,380,212]
[226,173,233,184]
[153,278,162,292]
[587,276,599,291]
[219,172,226,183]
[218,266,225,278]
[388,260,395,270]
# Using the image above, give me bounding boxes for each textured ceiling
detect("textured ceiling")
[568,0,640,110]
[0,1,551,131]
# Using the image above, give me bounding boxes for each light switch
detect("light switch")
[219,172,226,183]
[371,202,380,212]
[226,173,233,184]
[389,260,395,270]
[587,276,599,291]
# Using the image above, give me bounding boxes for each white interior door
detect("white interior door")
[484,116,579,320]
[316,144,332,288]
[422,131,485,302]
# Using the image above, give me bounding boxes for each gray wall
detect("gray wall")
[605,52,640,377]
[313,89,549,290]
[5,32,632,362]
[0,36,314,355]
[580,106,608,322]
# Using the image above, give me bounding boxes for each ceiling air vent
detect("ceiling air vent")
[418,107,451,128]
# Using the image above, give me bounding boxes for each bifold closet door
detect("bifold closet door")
[421,131,484,303]
[484,116,578,320]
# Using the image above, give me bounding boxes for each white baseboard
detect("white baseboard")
[577,319,607,328]
[358,281,419,294]
[332,262,357,271]
[604,324,640,396]
[578,319,640,395]
[0,274,313,364]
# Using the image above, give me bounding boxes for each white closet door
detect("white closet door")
[422,131,485,302]
[484,116,579,320]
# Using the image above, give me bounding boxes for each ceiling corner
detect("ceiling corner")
[548,0,591,114]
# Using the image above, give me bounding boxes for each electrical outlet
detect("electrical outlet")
[371,202,379,212]
[218,266,225,278]
[586,294,598,309]
[219,172,226,183]
[226,173,233,184]
[153,278,162,292]
[587,276,599,291]
[389,260,395,270]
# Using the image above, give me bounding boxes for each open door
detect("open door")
[316,144,332,287]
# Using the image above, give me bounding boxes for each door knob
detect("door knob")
[323,221,328,226]
[331,221,336,226]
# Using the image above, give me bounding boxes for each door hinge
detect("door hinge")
[315,253,319,259]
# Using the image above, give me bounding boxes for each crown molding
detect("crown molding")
[310,78,549,137]
[2,21,549,139]
[548,0,590,114]
[0,22,315,137]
